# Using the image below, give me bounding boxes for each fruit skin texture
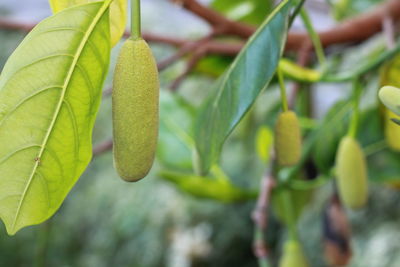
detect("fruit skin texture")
[279,240,309,267]
[275,111,302,166]
[112,38,159,182]
[379,85,400,116]
[335,136,368,209]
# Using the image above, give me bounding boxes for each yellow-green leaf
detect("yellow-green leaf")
[49,0,127,47]
[159,170,257,203]
[278,58,321,82]
[0,1,111,235]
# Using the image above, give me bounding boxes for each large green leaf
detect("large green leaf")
[49,0,126,47]
[0,1,111,235]
[194,0,292,174]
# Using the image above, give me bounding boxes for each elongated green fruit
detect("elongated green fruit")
[335,137,368,209]
[112,38,159,182]
[379,85,400,116]
[279,240,309,267]
[275,111,302,166]
[279,58,321,82]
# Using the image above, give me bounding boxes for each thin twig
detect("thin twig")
[92,140,113,157]
[172,0,400,51]
[288,44,312,109]
[169,46,208,91]
[2,0,400,53]
[251,173,276,266]
[383,13,396,49]
[158,31,216,71]
[102,87,113,97]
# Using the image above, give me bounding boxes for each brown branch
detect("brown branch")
[102,87,113,97]
[141,32,186,47]
[288,44,312,109]
[169,45,208,91]
[251,173,276,262]
[92,140,113,157]
[383,13,396,49]
[158,31,216,71]
[323,194,352,266]
[287,0,400,50]
[175,0,400,52]
[0,18,34,32]
[171,0,254,38]
[1,0,400,54]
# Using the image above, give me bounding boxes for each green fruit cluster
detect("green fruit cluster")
[112,38,159,182]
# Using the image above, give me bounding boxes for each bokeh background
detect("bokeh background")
[1,0,400,266]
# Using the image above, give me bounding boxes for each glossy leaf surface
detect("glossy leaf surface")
[194,0,292,174]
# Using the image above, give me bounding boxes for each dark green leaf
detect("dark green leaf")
[194,0,293,174]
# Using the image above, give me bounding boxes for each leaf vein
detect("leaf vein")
[0,144,41,166]
[75,63,95,104]
[63,99,79,177]
[10,2,111,231]
[1,54,74,89]
[0,86,63,129]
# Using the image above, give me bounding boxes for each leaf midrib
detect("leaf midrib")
[10,1,110,232]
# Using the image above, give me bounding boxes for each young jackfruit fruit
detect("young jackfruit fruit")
[279,240,309,267]
[335,136,368,209]
[274,111,302,166]
[112,38,159,182]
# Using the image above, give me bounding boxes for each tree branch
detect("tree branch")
[171,0,254,38]
[2,0,399,55]
[92,140,113,157]
[175,0,400,51]
[169,45,208,91]
[251,173,276,266]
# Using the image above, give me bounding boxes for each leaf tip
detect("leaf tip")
[0,218,18,236]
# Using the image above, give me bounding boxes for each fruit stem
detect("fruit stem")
[348,78,362,138]
[277,68,289,112]
[280,188,299,241]
[131,0,141,39]
[300,8,326,67]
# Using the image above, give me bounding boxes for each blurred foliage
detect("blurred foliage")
[332,0,382,21]
[211,0,273,25]
[1,0,400,266]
